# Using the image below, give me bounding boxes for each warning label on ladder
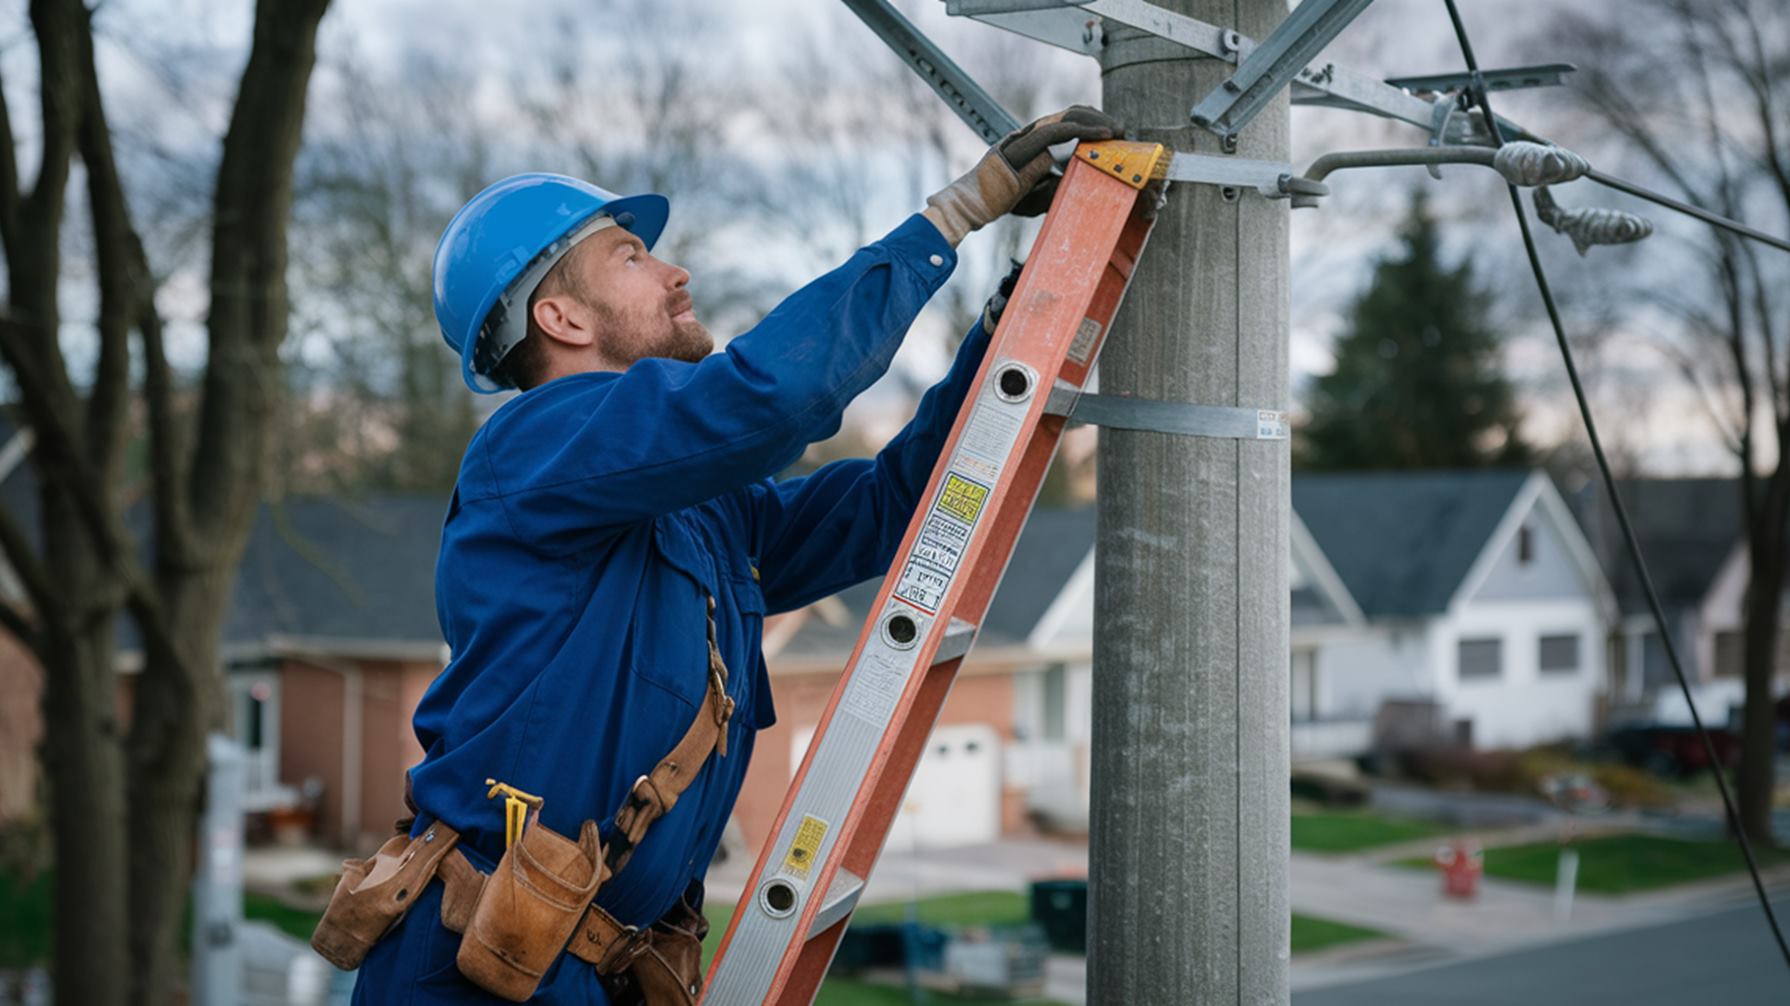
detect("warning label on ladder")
[781,814,828,879]
[893,471,990,614]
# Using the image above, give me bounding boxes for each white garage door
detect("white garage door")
[791,722,1002,850]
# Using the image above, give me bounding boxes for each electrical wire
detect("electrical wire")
[1441,0,1790,971]
[1581,168,1790,255]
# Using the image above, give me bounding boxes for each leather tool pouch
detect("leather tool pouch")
[597,898,709,1006]
[455,810,604,1002]
[310,824,461,970]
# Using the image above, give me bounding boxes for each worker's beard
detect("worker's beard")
[598,292,713,367]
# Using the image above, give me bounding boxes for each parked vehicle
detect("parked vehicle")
[1607,723,1741,777]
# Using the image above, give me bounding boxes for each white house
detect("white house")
[998,469,1620,828]
[1574,478,1790,727]
[1293,469,1618,753]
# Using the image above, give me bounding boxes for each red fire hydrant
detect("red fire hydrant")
[1435,840,1483,899]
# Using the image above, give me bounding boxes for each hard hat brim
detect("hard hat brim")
[601,193,670,253]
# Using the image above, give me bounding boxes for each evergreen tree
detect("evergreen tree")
[1297,189,1530,470]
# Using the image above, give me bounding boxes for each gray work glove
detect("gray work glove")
[922,105,1123,247]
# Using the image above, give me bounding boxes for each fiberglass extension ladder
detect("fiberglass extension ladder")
[703,139,1172,1005]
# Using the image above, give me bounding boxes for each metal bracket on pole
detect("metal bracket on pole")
[1188,0,1377,141]
[842,0,1021,143]
[1385,63,1576,96]
[1046,383,1289,440]
[1162,151,1327,201]
[942,0,1447,136]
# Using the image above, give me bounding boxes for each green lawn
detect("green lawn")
[853,890,1029,928]
[703,893,1384,977]
[1290,913,1385,953]
[3,869,1380,998]
[1472,834,1783,894]
[815,979,1063,1005]
[243,891,325,941]
[1291,811,1449,853]
[0,869,327,967]
[0,869,52,967]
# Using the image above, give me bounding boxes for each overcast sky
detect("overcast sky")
[4,0,1760,476]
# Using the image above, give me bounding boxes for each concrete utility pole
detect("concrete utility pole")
[1089,0,1291,1001]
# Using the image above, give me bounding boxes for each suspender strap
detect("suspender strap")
[431,593,737,980]
[605,593,736,876]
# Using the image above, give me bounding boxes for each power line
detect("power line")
[1439,0,1790,972]
[1580,169,1790,255]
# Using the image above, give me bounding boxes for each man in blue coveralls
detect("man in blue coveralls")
[350,105,1118,1004]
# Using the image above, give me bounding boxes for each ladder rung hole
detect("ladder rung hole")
[995,364,1033,402]
[885,613,918,648]
[761,879,798,918]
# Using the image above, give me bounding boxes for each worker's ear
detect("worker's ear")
[530,293,597,349]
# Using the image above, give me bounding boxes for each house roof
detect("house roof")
[1571,478,1745,614]
[984,506,1097,645]
[775,506,1099,658]
[1292,469,1533,617]
[222,494,447,650]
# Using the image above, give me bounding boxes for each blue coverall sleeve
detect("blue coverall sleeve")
[749,316,993,614]
[474,215,957,553]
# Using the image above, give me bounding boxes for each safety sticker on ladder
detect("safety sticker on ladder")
[894,471,990,614]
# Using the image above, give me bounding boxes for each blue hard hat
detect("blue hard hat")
[433,172,670,393]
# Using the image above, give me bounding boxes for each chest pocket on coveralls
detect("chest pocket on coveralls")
[640,511,758,723]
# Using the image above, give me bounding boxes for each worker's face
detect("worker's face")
[547,227,712,370]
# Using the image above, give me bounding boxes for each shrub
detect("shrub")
[1589,763,1677,809]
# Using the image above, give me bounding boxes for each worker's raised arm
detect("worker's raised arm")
[437,108,1118,555]
[747,272,1015,613]
[467,215,955,551]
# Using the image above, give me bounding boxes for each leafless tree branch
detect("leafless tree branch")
[0,65,19,260]
[1649,334,1747,454]
[187,0,330,538]
[0,496,52,633]
[76,10,136,479]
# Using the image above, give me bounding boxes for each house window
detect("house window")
[1458,637,1502,680]
[1517,525,1534,565]
[1538,634,1580,674]
[1714,631,1744,679]
[1290,649,1317,722]
[1042,663,1068,740]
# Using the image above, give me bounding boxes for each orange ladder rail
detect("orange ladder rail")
[703,140,1169,1006]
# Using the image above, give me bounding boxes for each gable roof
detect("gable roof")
[1571,478,1745,614]
[985,506,1096,644]
[222,494,447,652]
[1292,469,1532,617]
[775,506,1098,659]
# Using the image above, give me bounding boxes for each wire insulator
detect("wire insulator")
[1533,186,1654,255]
[1492,141,1590,186]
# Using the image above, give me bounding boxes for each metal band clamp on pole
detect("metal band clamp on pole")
[1046,384,1289,440]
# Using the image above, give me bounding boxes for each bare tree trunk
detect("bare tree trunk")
[123,1,329,997]
[40,636,127,1006]
[33,461,130,1006]
[125,569,236,1005]
[1739,475,1790,846]
[40,572,129,1006]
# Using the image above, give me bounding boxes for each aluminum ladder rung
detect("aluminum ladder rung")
[932,617,978,666]
[806,868,866,938]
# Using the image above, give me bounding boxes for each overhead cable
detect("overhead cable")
[1441,0,1790,973]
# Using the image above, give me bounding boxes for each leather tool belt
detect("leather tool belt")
[311,597,736,1004]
